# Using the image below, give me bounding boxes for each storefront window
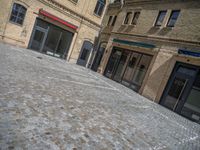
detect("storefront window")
[105,48,152,92]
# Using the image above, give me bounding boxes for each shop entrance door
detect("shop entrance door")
[29,26,48,52]
[160,63,200,123]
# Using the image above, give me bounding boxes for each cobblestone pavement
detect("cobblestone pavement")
[0,43,200,150]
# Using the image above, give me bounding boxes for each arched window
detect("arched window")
[94,0,105,16]
[10,3,27,25]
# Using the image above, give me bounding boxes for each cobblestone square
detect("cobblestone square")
[0,43,200,150]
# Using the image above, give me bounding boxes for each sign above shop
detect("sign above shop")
[178,49,200,58]
[113,39,156,49]
[39,9,78,30]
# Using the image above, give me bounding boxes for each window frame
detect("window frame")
[167,10,180,27]
[94,0,105,17]
[9,3,27,26]
[111,15,117,26]
[154,10,167,27]
[131,11,140,25]
[124,12,132,25]
[107,16,113,26]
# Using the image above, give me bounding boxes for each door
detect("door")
[121,52,141,87]
[180,70,200,123]
[104,49,122,78]
[160,63,200,123]
[91,47,105,72]
[77,41,93,67]
[29,26,48,51]
[113,51,130,82]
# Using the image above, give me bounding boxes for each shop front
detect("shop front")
[104,47,152,92]
[160,62,200,124]
[28,10,76,59]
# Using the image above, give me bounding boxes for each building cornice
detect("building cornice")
[37,0,102,30]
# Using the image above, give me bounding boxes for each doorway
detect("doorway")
[160,63,200,124]
[77,41,93,67]
[29,18,74,59]
[91,46,105,72]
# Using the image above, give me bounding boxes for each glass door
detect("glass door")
[121,52,141,87]
[162,76,188,110]
[161,64,197,112]
[113,51,130,82]
[104,49,122,78]
[29,26,48,51]
[130,55,152,91]
[180,71,200,123]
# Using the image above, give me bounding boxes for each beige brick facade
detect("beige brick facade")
[0,0,109,63]
[97,0,200,104]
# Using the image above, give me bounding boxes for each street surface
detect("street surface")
[0,43,199,149]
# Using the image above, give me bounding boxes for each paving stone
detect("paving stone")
[0,43,200,150]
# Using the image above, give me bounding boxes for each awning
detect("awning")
[39,9,78,30]
[113,39,156,49]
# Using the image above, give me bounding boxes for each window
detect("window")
[10,3,27,25]
[94,0,105,16]
[155,11,167,26]
[70,0,78,3]
[111,15,117,26]
[131,12,140,25]
[167,10,180,27]
[124,12,132,24]
[107,16,113,26]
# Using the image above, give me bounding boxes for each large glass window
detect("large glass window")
[105,48,152,92]
[167,10,180,27]
[154,11,167,26]
[94,0,105,16]
[10,3,27,25]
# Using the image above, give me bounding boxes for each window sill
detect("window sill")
[93,13,102,18]
[9,21,23,27]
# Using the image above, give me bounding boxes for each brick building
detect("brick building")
[92,0,200,124]
[0,0,109,67]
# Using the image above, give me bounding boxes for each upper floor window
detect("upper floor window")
[10,3,27,25]
[111,15,117,26]
[94,0,105,16]
[107,16,113,26]
[69,0,78,3]
[131,12,140,25]
[155,11,167,26]
[167,10,180,27]
[124,12,132,24]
